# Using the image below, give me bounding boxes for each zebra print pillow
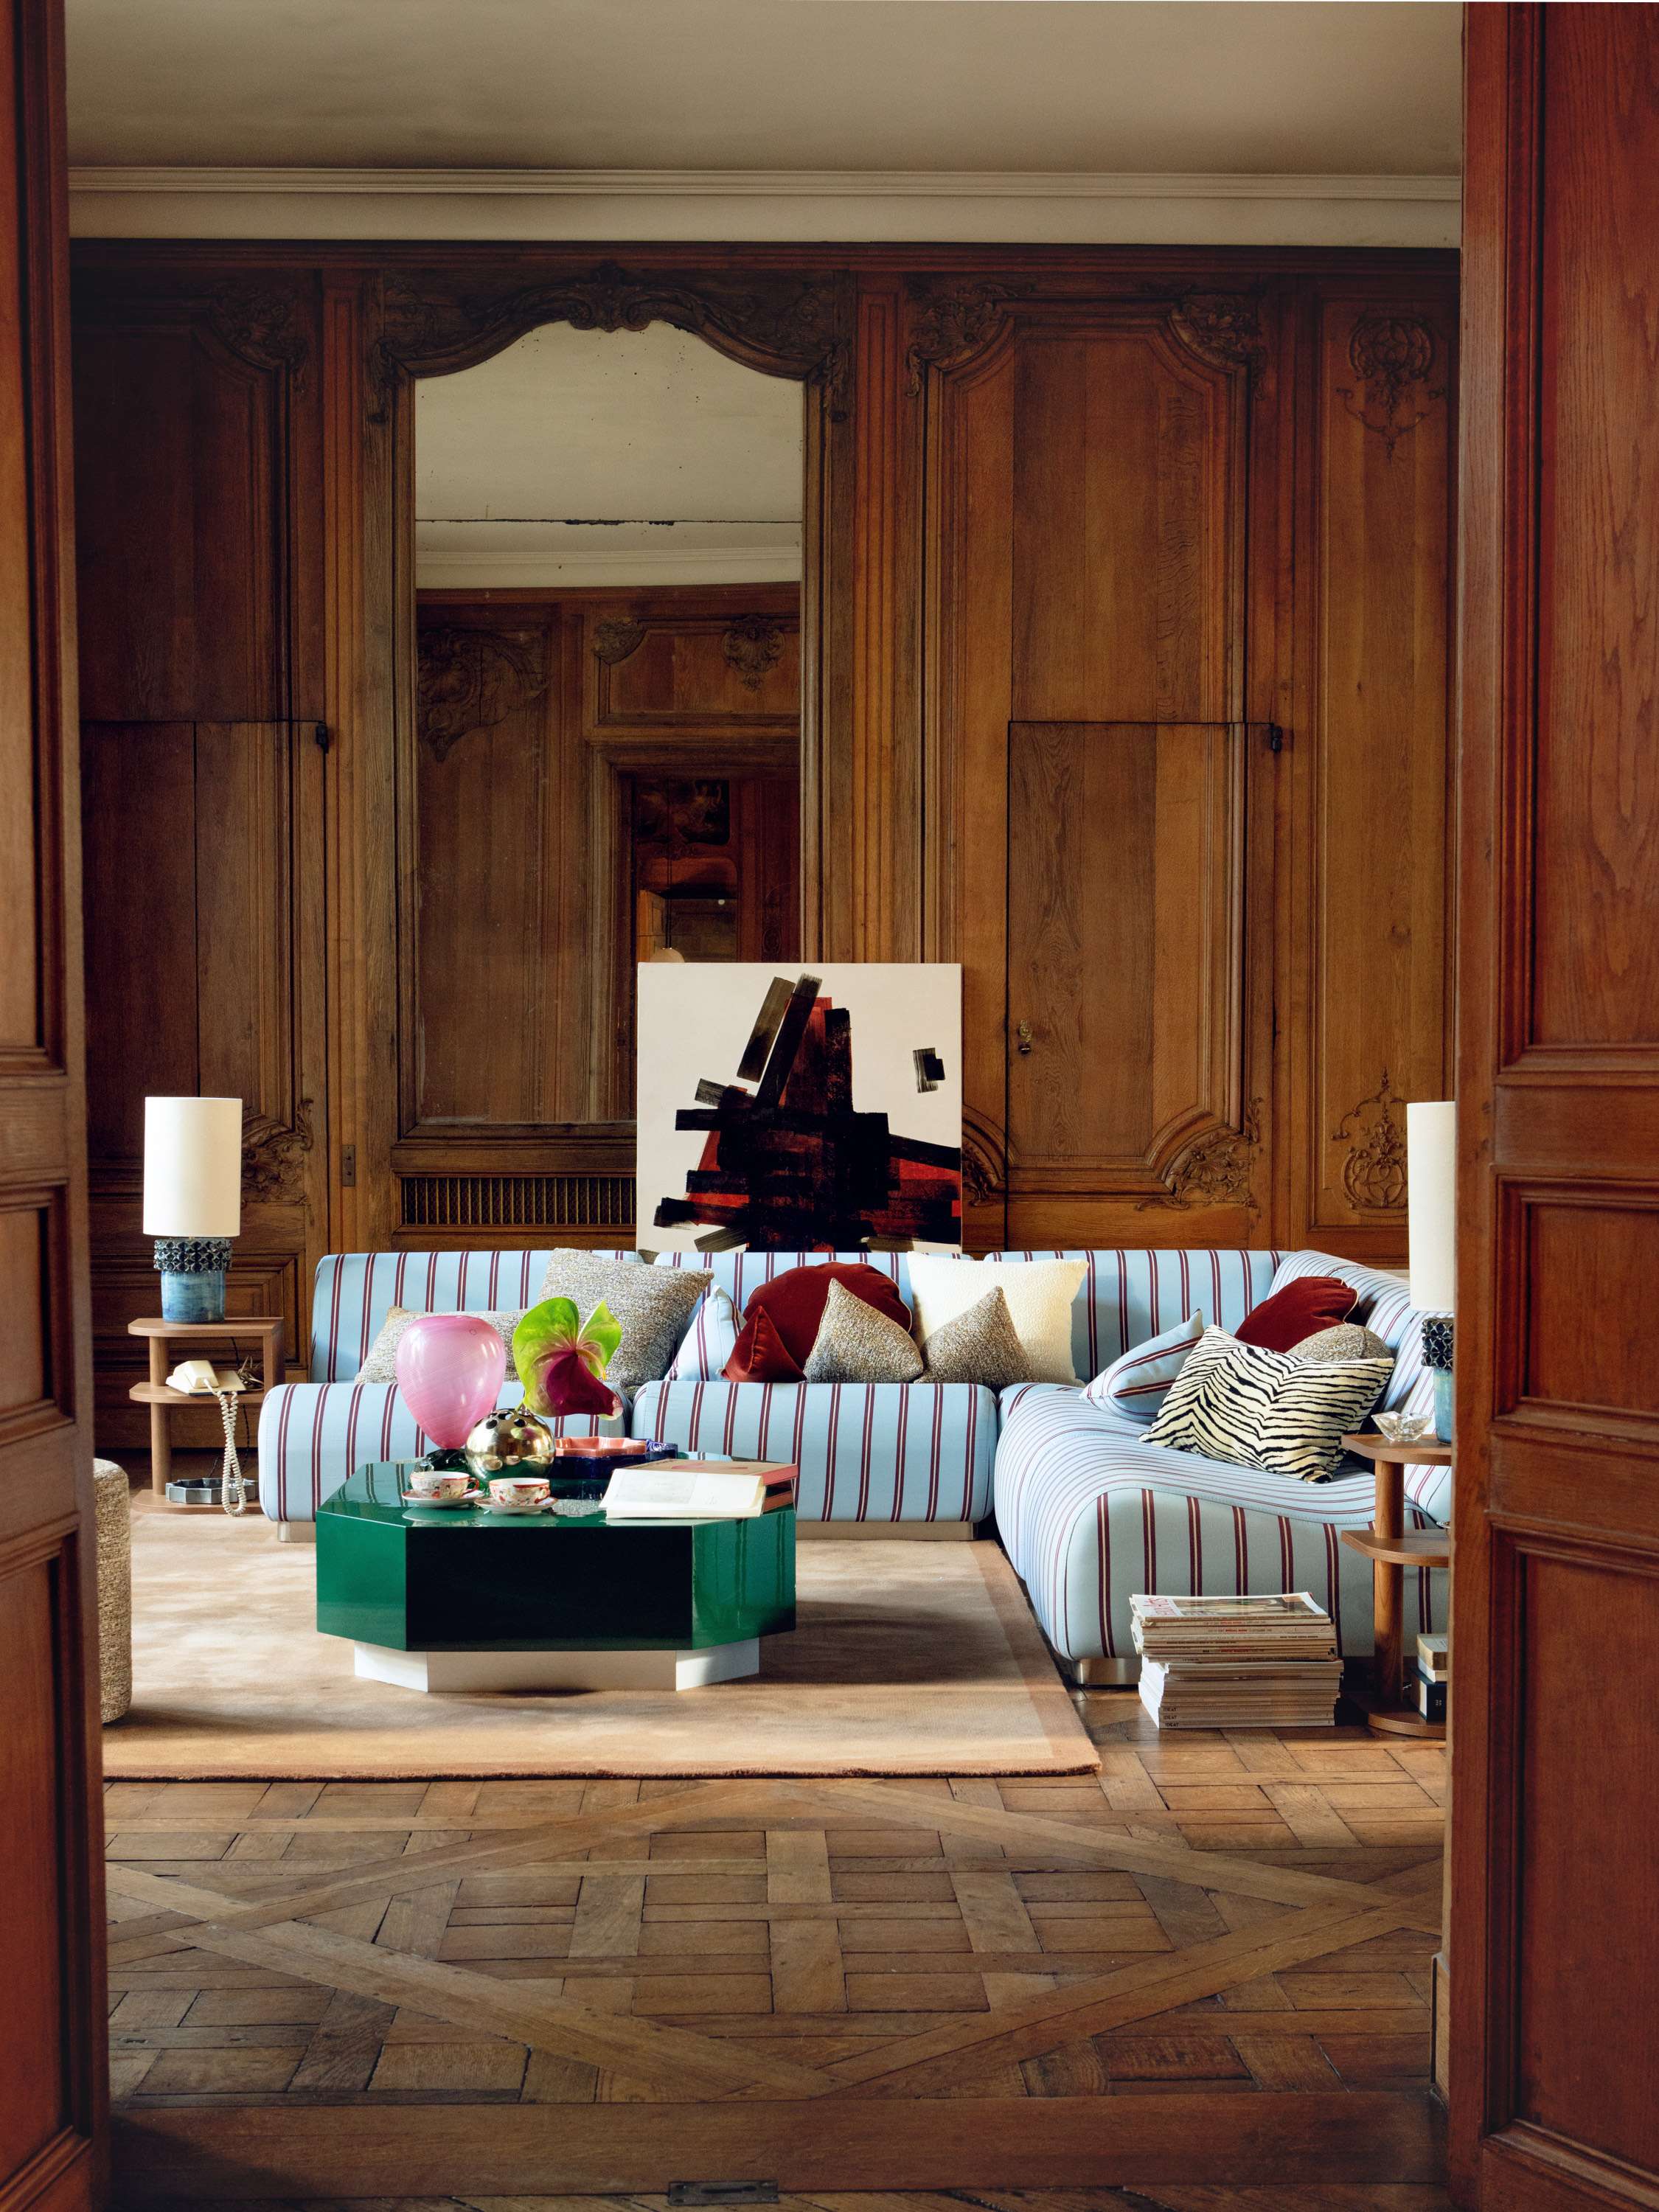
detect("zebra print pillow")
[1142,1325,1392,1482]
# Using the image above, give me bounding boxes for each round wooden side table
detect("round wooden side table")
[1339,1430,1452,1739]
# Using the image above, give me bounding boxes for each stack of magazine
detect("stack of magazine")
[1131,1592,1342,1729]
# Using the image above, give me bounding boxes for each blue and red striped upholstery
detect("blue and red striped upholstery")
[631,1379,996,1525]
[994,1386,1447,1663]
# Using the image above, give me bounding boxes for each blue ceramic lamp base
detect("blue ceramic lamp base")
[1422,1315,1455,1444]
[154,1239,232,1324]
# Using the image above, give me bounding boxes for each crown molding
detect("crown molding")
[68,165,1461,247]
[415,543,802,590]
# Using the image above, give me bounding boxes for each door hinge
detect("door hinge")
[1265,723,1284,754]
[339,1144,356,1187]
[669,2187,778,2208]
[313,721,331,752]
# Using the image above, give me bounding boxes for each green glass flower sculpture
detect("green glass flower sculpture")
[511,1298,623,1420]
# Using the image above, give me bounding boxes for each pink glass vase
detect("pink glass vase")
[394,1314,507,1467]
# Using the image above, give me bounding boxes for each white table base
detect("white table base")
[352,1638,761,1694]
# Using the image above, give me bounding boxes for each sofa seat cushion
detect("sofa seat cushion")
[633,1379,995,1525]
[257,1383,625,1524]
[994,1388,1447,1664]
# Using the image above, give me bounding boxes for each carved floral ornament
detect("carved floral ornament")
[1337,315,1444,457]
[241,1099,314,1204]
[416,626,548,761]
[592,618,647,667]
[369,262,850,423]
[1148,1099,1264,1212]
[903,277,1036,392]
[1333,1069,1408,1211]
[722,613,785,690]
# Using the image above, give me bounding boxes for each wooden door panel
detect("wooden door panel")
[1455,11,1659,2211]
[80,720,324,1442]
[0,2,105,2205]
[1007,720,1241,1192]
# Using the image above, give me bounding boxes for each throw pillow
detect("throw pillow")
[803,1279,925,1384]
[355,1306,525,1386]
[726,1304,803,1384]
[724,1262,911,1383]
[908,1256,1087,1383]
[1083,1310,1204,1422]
[1233,1274,1356,1352]
[535,1250,710,1397]
[920,1287,1033,1390]
[1292,1321,1393,1363]
[664,1286,742,1380]
[1144,1325,1393,1482]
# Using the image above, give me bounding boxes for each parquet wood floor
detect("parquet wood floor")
[107,1691,1449,2207]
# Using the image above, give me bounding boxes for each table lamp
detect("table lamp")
[1407,1100,1456,1441]
[143,1096,243,1322]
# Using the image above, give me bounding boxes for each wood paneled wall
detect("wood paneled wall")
[69,243,1455,1413]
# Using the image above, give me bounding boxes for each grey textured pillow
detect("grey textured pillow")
[535,1249,711,1396]
[803,1278,924,1384]
[355,1307,524,1385]
[921,1287,1033,1390]
[1292,1322,1394,1364]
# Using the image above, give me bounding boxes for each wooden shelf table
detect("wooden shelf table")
[1339,1430,1452,1739]
[128,1315,285,1498]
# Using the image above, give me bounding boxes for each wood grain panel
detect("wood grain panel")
[79,723,198,1159]
[1304,287,1454,1253]
[1454,13,1659,2212]
[0,5,105,2204]
[1532,9,1659,1050]
[1516,1545,1659,2173]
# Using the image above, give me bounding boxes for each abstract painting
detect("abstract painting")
[636,964,962,1252]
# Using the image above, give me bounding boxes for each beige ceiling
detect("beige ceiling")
[66,0,1461,175]
[415,322,803,589]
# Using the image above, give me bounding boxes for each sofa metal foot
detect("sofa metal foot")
[1067,1655,1139,1687]
[275,1523,316,1545]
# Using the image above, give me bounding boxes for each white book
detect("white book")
[602,1461,793,1520]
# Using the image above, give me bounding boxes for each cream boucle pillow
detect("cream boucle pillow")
[907,1256,1087,1384]
[355,1307,524,1385]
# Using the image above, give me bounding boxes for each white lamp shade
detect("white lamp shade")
[1407,1101,1456,1313]
[142,1096,244,1238]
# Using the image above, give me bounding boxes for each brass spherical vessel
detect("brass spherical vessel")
[464,1408,555,1478]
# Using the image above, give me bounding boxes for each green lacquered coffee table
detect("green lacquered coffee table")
[316,1463,796,1693]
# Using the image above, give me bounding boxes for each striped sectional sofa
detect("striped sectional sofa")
[259,1245,1450,1680]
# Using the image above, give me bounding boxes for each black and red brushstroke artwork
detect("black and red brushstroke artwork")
[652,970,963,1252]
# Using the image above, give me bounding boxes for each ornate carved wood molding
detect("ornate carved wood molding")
[416,625,548,761]
[1143,1100,1263,1211]
[722,613,785,690]
[369,260,851,422]
[903,276,1035,393]
[959,1110,1008,1205]
[592,618,647,667]
[1332,1068,1408,1211]
[241,1099,315,1203]
[206,281,310,383]
[1161,288,1268,374]
[1336,314,1445,456]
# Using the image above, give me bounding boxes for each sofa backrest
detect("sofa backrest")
[307,1250,638,1381]
[652,1247,1282,1382]
[1268,1250,1433,1416]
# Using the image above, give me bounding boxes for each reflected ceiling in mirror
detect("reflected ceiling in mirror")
[414,321,803,591]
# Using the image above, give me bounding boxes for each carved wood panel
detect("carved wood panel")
[924,298,1253,1247]
[80,720,326,1438]
[1296,285,1455,1255]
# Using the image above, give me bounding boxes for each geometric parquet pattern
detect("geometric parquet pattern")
[107,1692,1449,2209]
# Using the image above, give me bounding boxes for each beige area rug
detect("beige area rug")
[103,1498,1097,1780]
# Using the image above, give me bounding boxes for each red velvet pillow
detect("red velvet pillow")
[724,1262,913,1383]
[1234,1275,1357,1352]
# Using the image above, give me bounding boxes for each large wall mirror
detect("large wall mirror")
[400,315,807,1149]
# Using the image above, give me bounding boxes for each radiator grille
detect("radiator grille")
[400,1174,636,1231]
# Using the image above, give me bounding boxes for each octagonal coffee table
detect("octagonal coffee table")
[316,1462,796,1693]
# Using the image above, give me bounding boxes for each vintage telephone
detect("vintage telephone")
[167,1357,254,1514]
[167,1357,249,1397]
